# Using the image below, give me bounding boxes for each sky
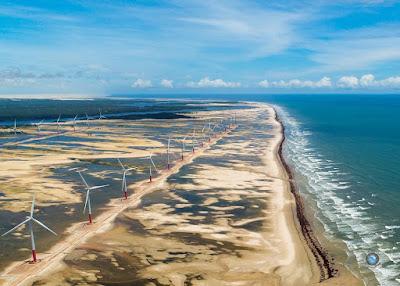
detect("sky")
[1,0,400,96]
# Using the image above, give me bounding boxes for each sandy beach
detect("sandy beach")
[0,103,363,285]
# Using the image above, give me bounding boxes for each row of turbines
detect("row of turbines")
[1,112,238,264]
[7,109,107,135]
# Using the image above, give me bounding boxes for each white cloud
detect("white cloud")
[258,80,269,88]
[380,76,400,87]
[160,79,173,88]
[359,74,375,87]
[131,78,152,88]
[269,77,332,88]
[336,74,400,89]
[337,76,359,88]
[187,77,241,88]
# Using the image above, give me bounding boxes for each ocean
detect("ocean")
[0,94,399,285]
[271,94,400,285]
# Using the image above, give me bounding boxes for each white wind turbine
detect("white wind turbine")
[56,114,62,133]
[221,118,227,132]
[78,171,108,224]
[72,115,78,132]
[117,158,134,200]
[200,124,208,147]
[33,120,44,133]
[181,136,187,160]
[191,128,198,153]
[85,113,92,136]
[2,194,57,263]
[148,153,159,182]
[211,124,217,139]
[85,113,90,127]
[99,109,106,120]
[207,121,212,142]
[167,136,171,170]
[11,119,22,135]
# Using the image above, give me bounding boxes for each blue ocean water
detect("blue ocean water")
[268,94,400,285]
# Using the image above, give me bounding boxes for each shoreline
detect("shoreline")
[273,107,336,281]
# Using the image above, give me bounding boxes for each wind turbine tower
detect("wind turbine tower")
[78,171,108,224]
[2,194,57,263]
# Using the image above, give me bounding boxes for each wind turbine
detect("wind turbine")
[33,120,44,133]
[117,158,134,200]
[208,121,212,142]
[99,109,106,120]
[2,194,57,263]
[78,171,108,224]
[167,136,171,170]
[221,118,227,132]
[200,124,208,147]
[181,136,187,160]
[11,119,22,135]
[85,113,90,127]
[148,153,158,182]
[191,128,198,153]
[85,113,92,136]
[56,114,62,133]
[72,115,78,132]
[212,124,218,138]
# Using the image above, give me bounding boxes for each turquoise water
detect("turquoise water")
[266,95,400,285]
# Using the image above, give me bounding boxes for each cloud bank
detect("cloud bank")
[262,77,332,88]
[258,74,400,89]
[186,77,241,88]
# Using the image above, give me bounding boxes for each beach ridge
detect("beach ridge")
[272,106,337,282]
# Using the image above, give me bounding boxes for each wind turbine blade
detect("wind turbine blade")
[117,158,125,170]
[2,218,31,236]
[30,193,36,217]
[150,156,158,173]
[89,184,109,190]
[78,172,89,188]
[32,218,57,236]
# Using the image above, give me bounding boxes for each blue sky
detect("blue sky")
[1,0,400,95]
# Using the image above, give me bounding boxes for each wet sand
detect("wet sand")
[0,103,363,285]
